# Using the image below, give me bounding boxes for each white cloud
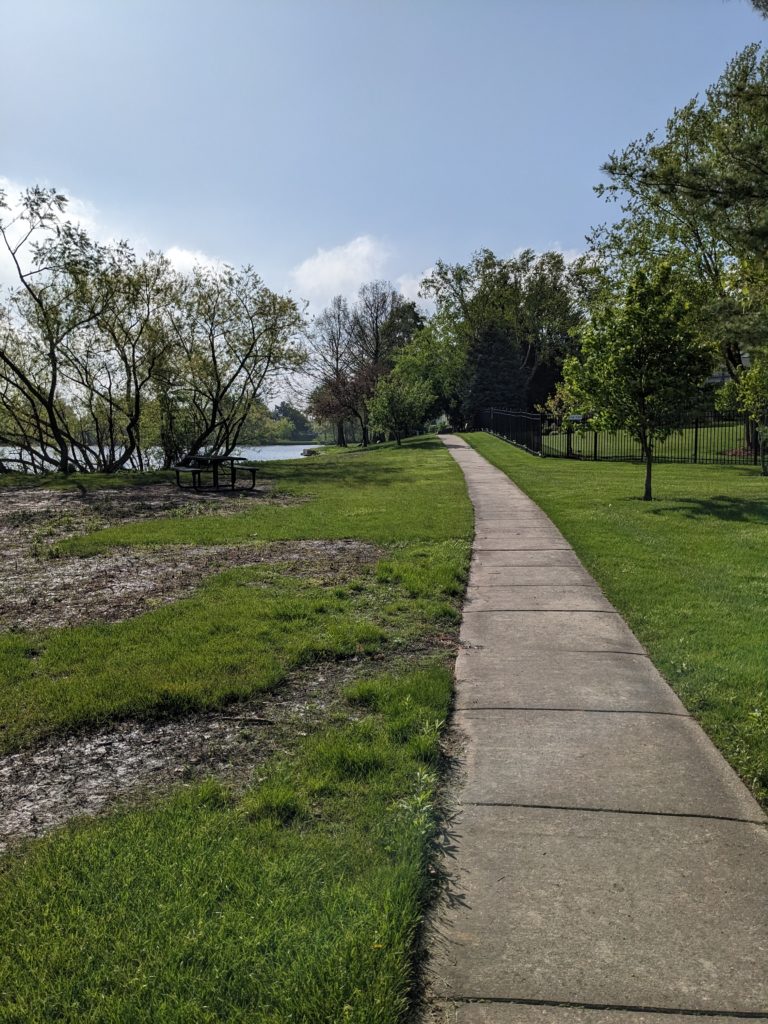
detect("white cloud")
[395,270,428,302]
[165,245,224,274]
[0,177,224,290]
[290,235,391,309]
[553,246,584,265]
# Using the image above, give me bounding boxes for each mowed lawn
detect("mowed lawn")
[0,438,472,1024]
[464,431,768,807]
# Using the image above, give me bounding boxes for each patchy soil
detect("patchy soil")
[0,658,376,852]
[0,480,461,855]
[1,538,380,632]
[0,483,375,632]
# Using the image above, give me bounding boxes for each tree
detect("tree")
[308,284,422,446]
[717,356,768,474]
[563,264,714,500]
[368,369,433,446]
[389,319,467,428]
[163,264,306,459]
[0,188,181,473]
[347,281,423,445]
[601,46,768,278]
[307,295,355,446]
[271,401,314,441]
[0,185,307,472]
[420,249,587,424]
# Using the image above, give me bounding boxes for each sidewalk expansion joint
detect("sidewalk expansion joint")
[445,995,768,1018]
[472,547,572,551]
[463,608,620,614]
[468,565,583,570]
[466,582,600,587]
[465,801,768,827]
[454,706,691,717]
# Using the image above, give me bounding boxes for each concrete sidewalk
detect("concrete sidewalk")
[428,436,768,1023]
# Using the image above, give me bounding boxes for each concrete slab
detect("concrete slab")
[472,549,584,567]
[455,709,765,821]
[453,650,686,713]
[465,586,613,612]
[434,1002,759,1024]
[430,805,768,1012]
[469,566,596,587]
[474,537,573,551]
[460,610,646,655]
[475,528,567,541]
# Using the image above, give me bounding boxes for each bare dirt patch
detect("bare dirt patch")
[0,483,375,632]
[0,658,373,852]
[1,539,380,632]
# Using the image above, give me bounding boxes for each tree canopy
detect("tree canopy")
[0,187,306,472]
[419,249,589,425]
[562,264,713,500]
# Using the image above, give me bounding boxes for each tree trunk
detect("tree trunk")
[335,420,346,447]
[643,446,653,501]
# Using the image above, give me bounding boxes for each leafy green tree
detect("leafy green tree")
[389,320,466,428]
[271,401,315,441]
[0,186,308,472]
[563,264,713,500]
[368,369,433,446]
[717,356,768,473]
[600,45,768,290]
[0,187,180,472]
[308,284,422,447]
[420,249,588,423]
[164,265,306,459]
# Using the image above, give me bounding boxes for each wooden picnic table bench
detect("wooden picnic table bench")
[172,455,259,491]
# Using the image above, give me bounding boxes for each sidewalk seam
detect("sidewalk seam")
[467,800,768,826]
[442,995,768,1018]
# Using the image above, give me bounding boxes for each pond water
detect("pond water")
[0,443,324,472]
[235,444,323,462]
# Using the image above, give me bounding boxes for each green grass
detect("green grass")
[60,439,469,553]
[0,438,471,753]
[0,437,472,1022]
[0,663,453,1024]
[464,431,768,806]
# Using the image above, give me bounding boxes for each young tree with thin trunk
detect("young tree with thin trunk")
[563,264,713,500]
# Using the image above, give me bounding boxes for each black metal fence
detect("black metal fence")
[476,407,761,466]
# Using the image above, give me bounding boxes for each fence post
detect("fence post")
[593,430,598,461]
[693,419,698,464]
[754,416,760,466]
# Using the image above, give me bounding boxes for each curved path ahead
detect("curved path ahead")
[430,436,768,1022]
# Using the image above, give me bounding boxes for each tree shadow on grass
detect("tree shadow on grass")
[649,494,768,523]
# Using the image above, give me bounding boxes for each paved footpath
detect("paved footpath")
[429,436,768,1023]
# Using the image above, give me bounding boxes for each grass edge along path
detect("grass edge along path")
[462,430,768,808]
[0,662,453,1024]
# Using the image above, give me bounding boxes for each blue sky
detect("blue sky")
[2,0,765,311]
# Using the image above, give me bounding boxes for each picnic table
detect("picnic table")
[172,454,259,491]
